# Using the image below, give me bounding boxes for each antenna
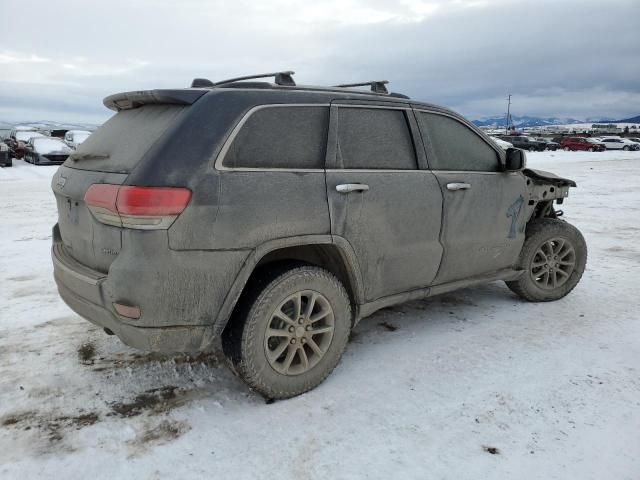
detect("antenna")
[506,94,512,134]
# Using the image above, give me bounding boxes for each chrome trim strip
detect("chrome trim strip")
[326,169,423,173]
[214,103,413,172]
[332,104,412,111]
[432,170,512,175]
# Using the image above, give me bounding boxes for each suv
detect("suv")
[534,138,559,151]
[560,137,605,152]
[51,72,587,399]
[600,137,640,151]
[497,135,546,151]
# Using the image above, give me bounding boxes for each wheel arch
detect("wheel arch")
[213,235,364,337]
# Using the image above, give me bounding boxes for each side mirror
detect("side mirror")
[505,147,526,171]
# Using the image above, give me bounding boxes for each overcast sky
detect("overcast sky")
[1,0,638,124]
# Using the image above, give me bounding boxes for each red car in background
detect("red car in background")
[560,137,605,152]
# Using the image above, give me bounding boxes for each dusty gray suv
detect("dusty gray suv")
[51,72,587,399]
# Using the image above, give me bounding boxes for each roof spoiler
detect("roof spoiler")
[103,89,207,111]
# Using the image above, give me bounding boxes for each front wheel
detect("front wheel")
[223,265,352,399]
[623,146,630,151]
[506,219,587,302]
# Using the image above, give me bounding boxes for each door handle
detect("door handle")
[336,183,370,193]
[446,182,471,191]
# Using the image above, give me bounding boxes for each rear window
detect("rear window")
[222,106,329,170]
[64,105,186,172]
[32,138,72,154]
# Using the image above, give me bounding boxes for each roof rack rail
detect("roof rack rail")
[215,71,296,87]
[334,80,389,94]
[190,71,296,89]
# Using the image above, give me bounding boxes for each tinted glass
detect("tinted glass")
[224,106,329,169]
[337,108,417,170]
[418,112,499,171]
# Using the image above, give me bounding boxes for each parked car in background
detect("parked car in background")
[626,137,640,146]
[560,137,605,152]
[64,130,91,149]
[0,128,12,143]
[8,131,46,158]
[498,135,546,151]
[23,137,72,164]
[585,138,606,149]
[49,129,70,139]
[600,138,640,151]
[490,136,513,150]
[0,142,10,167]
[534,138,559,151]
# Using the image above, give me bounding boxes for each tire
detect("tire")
[506,218,587,302]
[223,265,352,399]
[589,147,594,152]
[623,146,630,151]
[563,147,570,151]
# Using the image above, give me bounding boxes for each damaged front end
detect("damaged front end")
[523,168,576,220]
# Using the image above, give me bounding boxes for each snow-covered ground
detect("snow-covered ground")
[1,151,639,479]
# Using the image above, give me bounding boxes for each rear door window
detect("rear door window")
[336,107,417,170]
[223,106,329,169]
[417,112,500,172]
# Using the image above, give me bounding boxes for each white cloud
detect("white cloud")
[0,0,638,123]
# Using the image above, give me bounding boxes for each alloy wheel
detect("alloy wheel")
[264,290,335,375]
[529,237,576,290]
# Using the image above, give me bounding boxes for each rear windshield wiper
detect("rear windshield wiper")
[69,153,110,162]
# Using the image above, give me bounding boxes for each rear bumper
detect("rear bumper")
[52,242,214,352]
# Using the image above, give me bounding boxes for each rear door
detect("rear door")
[325,104,443,302]
[416,110,528,284]
[211,105,331,249]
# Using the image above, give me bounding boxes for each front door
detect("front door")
[415,110,528,284]
[325,105,444,302]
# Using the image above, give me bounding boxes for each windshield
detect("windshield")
[586,138,600,143]
[16,131,45,142]
[32,138,72,153]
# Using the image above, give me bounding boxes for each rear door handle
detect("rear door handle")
[336,183,370,193]
[446,182,471,191]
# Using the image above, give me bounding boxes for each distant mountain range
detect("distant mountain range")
[472,115,638,128]
[615,115,640,123]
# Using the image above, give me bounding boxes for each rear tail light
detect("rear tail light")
[84,184,191,230]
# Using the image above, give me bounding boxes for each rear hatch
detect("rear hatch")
[52,100,192,273]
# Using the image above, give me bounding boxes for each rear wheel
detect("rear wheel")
[623,146,630,151]
[506,219,587,302]
[223,265,352,399]
[563,147,570,151]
